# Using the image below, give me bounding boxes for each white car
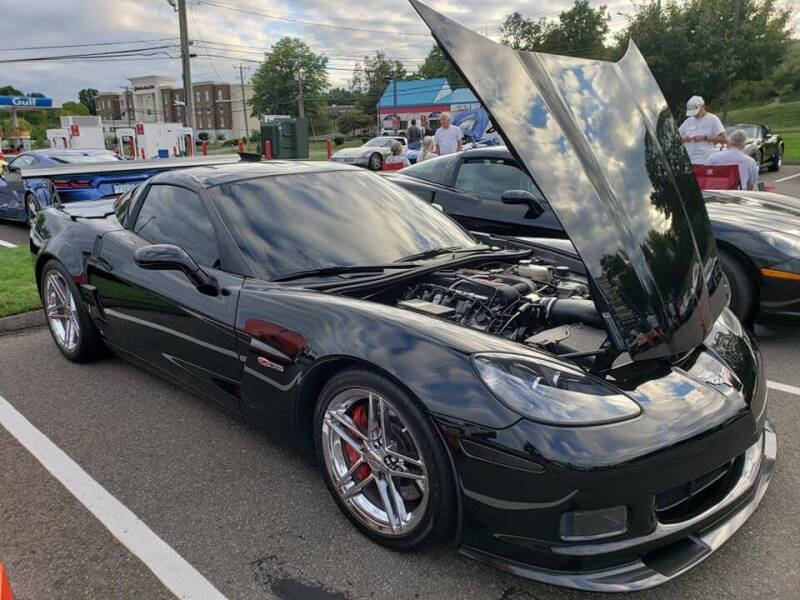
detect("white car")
[331,136,407,170]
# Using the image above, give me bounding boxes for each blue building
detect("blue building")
[377,78,481,132]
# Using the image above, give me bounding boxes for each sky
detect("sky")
[1,0,797,105]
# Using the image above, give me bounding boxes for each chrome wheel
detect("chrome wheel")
[26,196,38,226]
[321,388,428,536]
[368,153,382,170]
[44,270,81,353]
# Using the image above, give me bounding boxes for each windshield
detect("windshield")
[725,125,759,139]
[364,138,391,147]
[212,170,477,280]
[51,152,122,163]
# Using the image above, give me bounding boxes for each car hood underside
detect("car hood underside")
[411,0,727,361]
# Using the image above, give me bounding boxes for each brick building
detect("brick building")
[96,75,259,140]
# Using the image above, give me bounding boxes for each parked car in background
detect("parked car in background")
[385,146,800,323]
[722,124,783,171]
[330,136,407,170]
[0,149,123,225]
[4,151,241,226]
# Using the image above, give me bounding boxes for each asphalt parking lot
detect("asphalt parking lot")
[0,324,798,600]
[0,164,799,600]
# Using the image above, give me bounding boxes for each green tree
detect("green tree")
[60,101,89,116]
[500,11,552,51]
[326,86,356,106]
[770,40,800,95]
[337,111,373,136]
[615,0,793,120]
[500,1,610,57]
[78,88,98,115]
[351,52,406,117]
[251,37,329,121]
[545,0,610,58]
[416,45,464,88]
[0,85,23,96]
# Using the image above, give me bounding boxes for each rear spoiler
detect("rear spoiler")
[19,154,242,179]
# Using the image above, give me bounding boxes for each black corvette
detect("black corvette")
[723,124,783,171]
[387,146,800,324]
[28,1,774,592]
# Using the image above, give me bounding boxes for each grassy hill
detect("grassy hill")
[726,99,800,162]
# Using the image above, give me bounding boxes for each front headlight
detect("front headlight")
[472,353,642,426]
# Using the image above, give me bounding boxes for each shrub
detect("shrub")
[333,134,345,146]
[361,137,369,143]
[216,133,226,142]
[198,132,209,141]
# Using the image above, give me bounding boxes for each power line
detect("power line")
[0,45,179,64]
[193,0,432,37]
[0,37,178,53]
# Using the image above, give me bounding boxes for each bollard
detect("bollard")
[140,147,145,160]
[238,138,245,153]
[327,139,333,160]
[201,140,208,156]
[173,146,177,157]
[264,140,272,160]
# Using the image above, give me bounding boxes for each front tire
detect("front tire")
[40,260,105,362]
[719,248,757,324]
[368,153,383,171]
[314,368,455,550]
[769,145,782,172]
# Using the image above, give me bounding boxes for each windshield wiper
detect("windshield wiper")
[397,245,491,262]
[272,264,417,283]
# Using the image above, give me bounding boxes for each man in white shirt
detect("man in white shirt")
[678,96,727,164]
[434,112,462,156]
[706,129,759,190]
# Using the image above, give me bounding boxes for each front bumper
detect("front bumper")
[459,420,776,592]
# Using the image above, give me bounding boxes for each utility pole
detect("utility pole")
[722,0,743,123]
[176,0,195,130]
[237,64,248,140]
[392,76,398,134]
[296,68,305,118]
[123,86,134,127]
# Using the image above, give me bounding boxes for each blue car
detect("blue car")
[0,149,148,225]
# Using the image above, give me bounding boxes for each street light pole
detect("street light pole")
[237,64,248,140]
[176,0,195,130]
[296,68,305,119]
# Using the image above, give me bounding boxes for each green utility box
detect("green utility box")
[260,117,309,159]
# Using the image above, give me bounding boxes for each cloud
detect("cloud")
[2,0,796,104]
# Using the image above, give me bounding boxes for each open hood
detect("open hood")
[411,1,727,360]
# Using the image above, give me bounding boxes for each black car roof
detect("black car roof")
[149,160,354,188]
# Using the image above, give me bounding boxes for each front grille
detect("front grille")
[655,455,744,523]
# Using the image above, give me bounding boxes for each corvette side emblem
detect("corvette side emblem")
[257,356,285,372]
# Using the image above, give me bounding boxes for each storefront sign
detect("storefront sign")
[0,96,53,108]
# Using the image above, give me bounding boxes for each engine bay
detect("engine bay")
[394,258,611,367]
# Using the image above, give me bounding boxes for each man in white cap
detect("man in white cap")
[678,96,727,164]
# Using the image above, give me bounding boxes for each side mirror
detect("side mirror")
[501,189,545,219]
[134,244,218,295]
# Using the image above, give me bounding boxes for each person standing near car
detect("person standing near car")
[679,96,727,164]
[434,112,462,156]
[407,119,423,146]
[705,129,759,190]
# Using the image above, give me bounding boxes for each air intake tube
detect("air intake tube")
[542,298,604,328]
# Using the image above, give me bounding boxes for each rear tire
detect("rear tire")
[719,248,757,324]
[39,259,105,362]
[314,368,455,551]
[25,193,40,227]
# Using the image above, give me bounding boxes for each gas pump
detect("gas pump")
[176,127,194,157]
[46,128,71,149]
[116,128,138,160]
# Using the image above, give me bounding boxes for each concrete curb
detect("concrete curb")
[0,310,46,336]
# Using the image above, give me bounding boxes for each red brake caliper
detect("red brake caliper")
[346,404,372,481]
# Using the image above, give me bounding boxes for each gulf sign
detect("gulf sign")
[0,96,53,108]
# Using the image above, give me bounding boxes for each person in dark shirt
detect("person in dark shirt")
[407,119,422,144]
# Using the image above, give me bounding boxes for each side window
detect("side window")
[133,185,220,268]
[454,158,542,200]
[10,155,35,168]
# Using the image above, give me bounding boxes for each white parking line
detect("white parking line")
[767,380,800,397]
[0,393,227,600]
[774,172,800,183]
[0,239,17,248]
